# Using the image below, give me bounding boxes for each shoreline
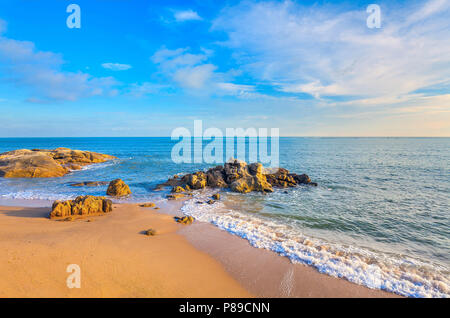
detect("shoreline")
[0,199,400,298]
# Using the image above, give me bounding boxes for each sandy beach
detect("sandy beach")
[0,201,398,298]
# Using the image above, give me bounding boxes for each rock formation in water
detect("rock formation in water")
[50,195,113,219]
[70,181,109,187]
[106,179,131,197]
[0,148,116,178]
[157,159,316,194]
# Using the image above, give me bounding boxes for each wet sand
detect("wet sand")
[0,201,399,298]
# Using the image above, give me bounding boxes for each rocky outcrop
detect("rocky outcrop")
[50,195,113,219]
[157,159,316,194]
[0,148,116,178]
[106,179,131,197]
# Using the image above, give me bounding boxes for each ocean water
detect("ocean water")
[0,137,449,297]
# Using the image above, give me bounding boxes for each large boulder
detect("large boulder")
[0,148,116,178]
[50,196,113,219]
[106,179,131,197]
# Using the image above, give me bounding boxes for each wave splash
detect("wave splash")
[182,192,449,298]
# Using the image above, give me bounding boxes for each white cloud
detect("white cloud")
[212,0,450,105]
[0,19,118,102]
[151,47,255,96]
[101,63,132,71]
[174,10,202,22]
[173,64,216,89]
[128,82,170,97]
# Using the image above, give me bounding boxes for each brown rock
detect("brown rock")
[140,202,156,208]
[174,216,194,225]
[212,193,220,200]
[144,229,156,236]
[166,193,185,200]
[0,148,115,178]
[106,179,131,197]
[183,172,207,189]
[171,186,186,193]
[49,195,113,219]
[156,159,315,194]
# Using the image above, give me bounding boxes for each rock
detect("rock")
[293,174,311,184]
[156,159,315,194]
[171,186,186,193]
[144,229,156,236]
[69,181,109,187]
[207,199,215,204]
[212,193,220,200]
[174,216,194,225]
[49,195,113,219]
[0,148,115,178]
[183,172,207,189]
[206,168,227,188]
[166,193,185,200]
[106,179,131,197]
[154,207,160,210]
[140,202,155,208]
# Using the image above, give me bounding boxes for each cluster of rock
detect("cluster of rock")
[0,148,116,178]
[157,159,316,194]
[50,195,113,219]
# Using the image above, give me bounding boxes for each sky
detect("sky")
[0,0,449,137]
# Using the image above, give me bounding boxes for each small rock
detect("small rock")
[171,186,185,193]
[140,202,155,208]
[212,193,220,200]
[166,193,185,200]
[144,229,156,236]
[207,199,215,204]
[174,216,194,225]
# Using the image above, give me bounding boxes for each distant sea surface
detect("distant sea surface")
[0,137,448,297]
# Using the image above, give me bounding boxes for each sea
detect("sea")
[0,137,448,297]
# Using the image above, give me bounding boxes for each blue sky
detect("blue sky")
[0,0,449,136]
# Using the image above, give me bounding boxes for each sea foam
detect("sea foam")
[182,192,449,298]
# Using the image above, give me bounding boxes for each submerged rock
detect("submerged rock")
[157,159,316,194]
[0,148,116,178]
[50,195,113,219]
[70,181,109,187]
[106,179,131,197]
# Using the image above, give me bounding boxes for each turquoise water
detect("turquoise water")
[0,137,449,297]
